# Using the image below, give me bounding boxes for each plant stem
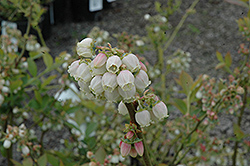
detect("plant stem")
[170,114,207,166]
[232,86,248,166]
[163,0,200,51]
[125,102,153,166]
[34,26,47,48]
[158,47,166,101]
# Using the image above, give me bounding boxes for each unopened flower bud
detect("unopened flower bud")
[152,101,169,120]
[106,56,122,74]
[87,151,94,159]
[76,38,94,57]
[129,148,137,158]
[120,142,131,157]
[122,54,140,72]
[89,76,104,95]
[93,53,107,68]
[236,86,244,94]
[117,70,135,91]
[135,110,151,127]
[144,14,151,20]
[139,61,147,72]
[134,141,144,156]
[126,131,134,139]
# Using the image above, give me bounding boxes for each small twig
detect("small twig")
[125,102,153,166]
[232,86,248,166]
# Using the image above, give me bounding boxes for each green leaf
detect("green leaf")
[225,52,232,67]
[95,147,106,164]
[43,52,53,68]
[85,122,98,137]
[9,79,23,91]
[216,51,224,62]
[41,75,57,89]
[47,154,59,166]
[233,123,245,140]
[27,58,37,77]
[34,90,42,104]
[225,0,249,8]
[8,52,18,62]
[60,160,65,166]
[81,100,105,115]
[84,136,96,149]
[215,62,226,70]
[37,154,47,166]
[22,158,33,166]
[171,99,187,115]
[178,71,193,95]
[10,159,23,166]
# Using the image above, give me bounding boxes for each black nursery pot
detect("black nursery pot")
[70,0,98,22]
[0,9,51,41]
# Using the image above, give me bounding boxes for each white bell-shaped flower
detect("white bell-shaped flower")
[90,61,107,76]
[135,110,151,127]
[152,101,169,120]
[106,55,122,74]
[117,70,135,91]
[89,76,104,95]
[78,80,91,93]
[122,54,140,72]
[118,101,128,115]
[76,38,94,57]
[93,53,107,68]
[104,88,121,102]
[135,70,151,92]
[102,72,117,92]
[21,145,30,155]
[118,86,136,101]
[3,140,11,149]
[68,60,80,77]
[75,63,92,82]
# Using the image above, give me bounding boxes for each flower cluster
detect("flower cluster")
[237,17,250,41]
[87,26,110,45]
[0,124,40,157]
[166,49,192,73]
[196,75,243,119]
[119,123,144,158]
[68,38,151,103]
[144,13,170,33]
[112,31,145,53]
[118,92,168,127]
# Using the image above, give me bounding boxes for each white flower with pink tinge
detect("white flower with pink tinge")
[89,75,104,95]
[135,110,151,127]
[106,55,122,74]
[68,60,80,78]
[75,63,92,82]
[122,53,141,72]
[134,70,151,93]
[102,72,117,92]
[76,38,94,57]
[152,101,169,121]
[117,70,135,91]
